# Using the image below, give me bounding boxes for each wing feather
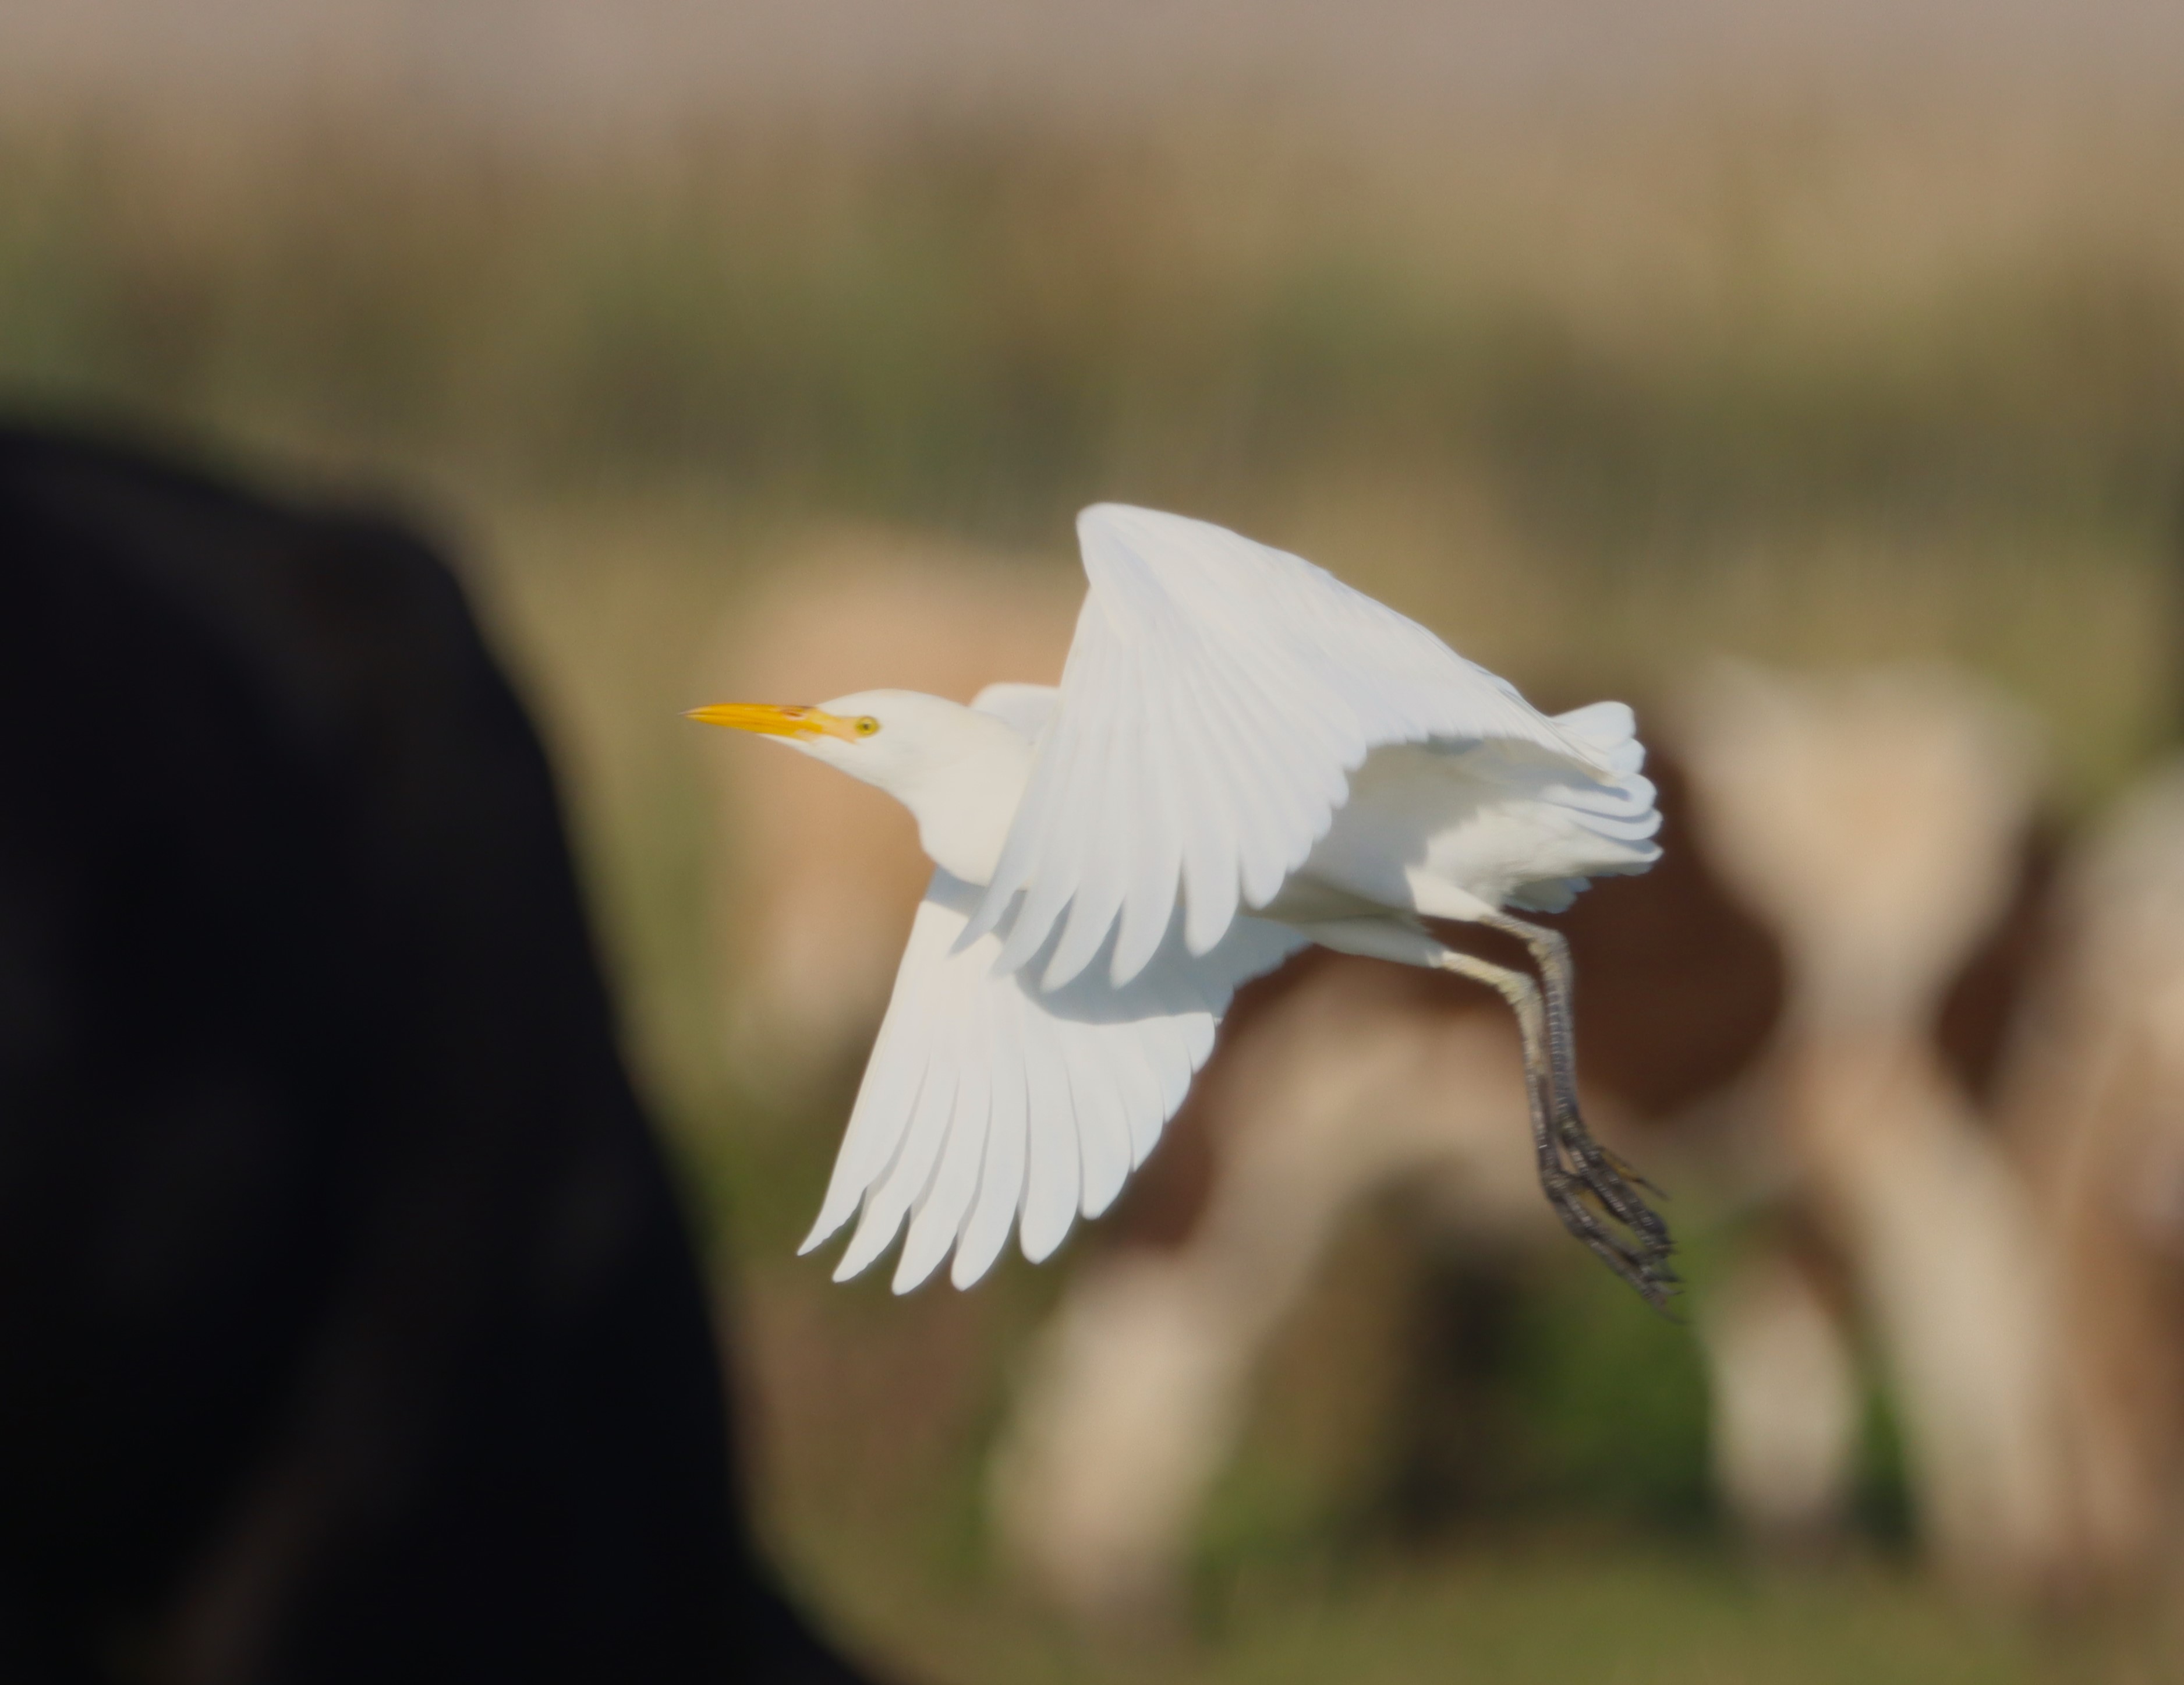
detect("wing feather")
[801,900,947,1249]
[1061,1016,1135,1219]
[894,1054,989,1292]
[1089,1020,1163,1174]
[1165,642,1247,960]
[1135,954,1215,1128]
[1042,639,1134,988]
[953,977,1029,1286]
[969,504,1613,985]
[1190,648,1313,907]
[806,866,1302,1290]
[1018,1004,1081,1262]
[835,1060,954,1282]
[1110,646,1187,983]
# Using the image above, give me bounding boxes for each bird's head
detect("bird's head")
[688,688,1032,883]
[685,688,1020,805]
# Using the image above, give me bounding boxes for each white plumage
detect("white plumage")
[692,504,1673,1302]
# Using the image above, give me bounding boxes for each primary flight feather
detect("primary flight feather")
[692,505,1675,1304]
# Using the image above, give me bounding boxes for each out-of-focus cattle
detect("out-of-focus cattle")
[0,426,880,1685]
[1992,760,2184,1588]
[695,530,2157,1627]
[1668,667,2078,1595]
[992,665,2079,1619]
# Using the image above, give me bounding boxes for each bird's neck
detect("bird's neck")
[882,712,1034,886]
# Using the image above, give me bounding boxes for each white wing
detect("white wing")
[966,504,1617,989]
[804,868,1303,1292]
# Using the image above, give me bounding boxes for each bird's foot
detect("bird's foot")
[1597,1142,1668,1201]
[1558,1115,1672,1247]
[1542,1114,1677,1311]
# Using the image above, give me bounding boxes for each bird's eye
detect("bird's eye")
[855,716,880,737]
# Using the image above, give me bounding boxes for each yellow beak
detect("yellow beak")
[685,702,859,742]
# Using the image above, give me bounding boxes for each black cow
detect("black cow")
[0,425,882,1685]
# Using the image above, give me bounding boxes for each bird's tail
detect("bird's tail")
[1550,699,1647,778]
[1503,700,1662,913]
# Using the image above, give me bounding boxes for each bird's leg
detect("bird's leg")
[1429,946,1677,1309]
[1475,911,1673,1242]
[1476,912,1579,1125]
[1285,915,1676,1307]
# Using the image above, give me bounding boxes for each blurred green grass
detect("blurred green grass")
[7,108,2184,1681]
[783,1507,2126,1685]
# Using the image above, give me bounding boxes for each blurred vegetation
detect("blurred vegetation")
[3,115,2181,543]
[5,109,2178,784]
[5,105,2182,1682]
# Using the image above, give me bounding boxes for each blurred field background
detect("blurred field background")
[6,4,2184,1679]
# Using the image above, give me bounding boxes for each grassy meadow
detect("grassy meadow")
[6,104,2183,1682]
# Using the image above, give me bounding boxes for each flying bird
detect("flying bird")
[692,505,1674,1304]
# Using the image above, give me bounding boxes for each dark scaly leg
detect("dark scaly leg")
[1477,911,1675,1244]
[1430,946,1677,1309]
[1283,914,1676,1308]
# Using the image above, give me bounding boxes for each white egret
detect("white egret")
[692,505,1673,1304]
